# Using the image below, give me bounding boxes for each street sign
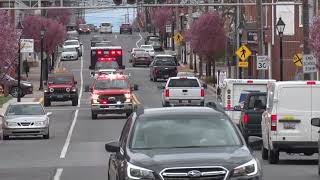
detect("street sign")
[257,56,269,70]
[235,45,252,61]
[292,53,303,67]
[20,39,34,53]
[165,25,172,33]
[303,54,317,73]
[238,61,248,68]
[174,32,183,45]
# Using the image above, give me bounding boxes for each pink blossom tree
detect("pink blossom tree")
[0,10,19,72]
[22,15,66,55]
[152,8,172,34]
[186,11,227,78]
[47,9,71,25]
[310,16,320,68]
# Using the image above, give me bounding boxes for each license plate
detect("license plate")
[164,75,169,78]
[283,122,296,129]
[182,100,189,104]
[57,95,63,98]
[109,105,116,109]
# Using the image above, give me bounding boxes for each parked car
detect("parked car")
[43,73,78,107]
[78,24,91,34]
[132,52,152,67]
[100,22,112,34]
[261,81,320,164]
[149,55,178,81]
[120,23,133,34]
[105,107,262,180]
[239,92,267,143]
[0,74,33,98]
[1,102,52,140]
[63,40,82,57]
[61,47,79,61]
[140,45,155,57]
[160,76,206,107]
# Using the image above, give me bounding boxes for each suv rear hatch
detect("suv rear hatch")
[167,78,202,99]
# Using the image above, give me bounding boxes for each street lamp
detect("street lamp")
[16,19,23,102]
[238,21,244,79]
[276,17,285,81]
[39,27,45,90]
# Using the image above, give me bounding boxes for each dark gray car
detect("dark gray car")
[105,107,262,180]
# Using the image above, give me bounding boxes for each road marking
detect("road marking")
[132,94,141,104]
[115,34,118,39]
[53,168,63,180]
[136,33,143,48]
[59,56,83,159]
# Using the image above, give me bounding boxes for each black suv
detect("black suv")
[105,107,262,180]
[44,73,78,106]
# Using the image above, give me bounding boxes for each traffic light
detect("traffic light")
[113,0,122,5]
[127,0,136,4]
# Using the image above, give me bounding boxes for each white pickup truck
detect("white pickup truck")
[161,77,205,107]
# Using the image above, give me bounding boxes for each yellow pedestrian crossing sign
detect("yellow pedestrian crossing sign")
[174,32,183,45]
[293,53,303,67]
[238,62,248,68]
[236,45,252,61]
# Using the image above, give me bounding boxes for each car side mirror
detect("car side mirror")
[105,141,120,153]
[46,112,52,116]
[311,118,320,127]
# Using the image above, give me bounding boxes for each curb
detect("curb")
[33,97,44,104]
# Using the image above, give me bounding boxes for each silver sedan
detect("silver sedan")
[1,102,52,140]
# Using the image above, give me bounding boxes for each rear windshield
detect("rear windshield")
[95,79,128,89]
[95,61,119,70]
[154,59,176,66]
[64,41,79,46]
[168,79,200,87]
[247,95,267,109]
[101,23,111,26]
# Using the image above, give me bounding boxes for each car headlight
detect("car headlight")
[71,88,77,92]
[127,162,155,180]
[34,121,47,126]
[91,94,99,104]
[232,159,258,177]
[44,89,48,93]
[66,88,70,92]
[6,121,17,127]
[22,82,32,86]
[49,88,54,93]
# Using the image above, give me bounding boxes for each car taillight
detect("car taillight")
[165,89,170,97]
[271,114,277,131]
[307,81,316,85]
[101,100,108,104]
[116,50,122,55]
[247,80,253,84]
[244,114,249,125]
[110,50,116,55]
[97,50,103,55]
[201,87,204,97]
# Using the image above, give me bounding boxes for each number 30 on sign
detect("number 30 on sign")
[257,56,269,70]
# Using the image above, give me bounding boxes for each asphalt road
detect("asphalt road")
[0,32,318,180]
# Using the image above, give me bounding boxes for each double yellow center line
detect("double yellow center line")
[132,93,141,105]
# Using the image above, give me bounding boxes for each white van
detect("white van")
[100,22,112,34]
[220,79,276,125]
[261,81,320,164]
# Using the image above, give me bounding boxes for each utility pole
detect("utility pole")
[303,0,311,80]
[236,0,240,79]
[257,0,265,79]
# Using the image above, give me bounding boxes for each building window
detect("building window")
[299,5,303,27]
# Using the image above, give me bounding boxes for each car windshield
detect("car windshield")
[63,48,76,52]
[136,53,150,58]
[79,24,88,28]
[94,42,109,47]
[95,61,119,70]
[6,104,44,116]
[141,45,153,50]
[64,41,79,46]
[95,79,129,89]
[154,59,176,66]
[131,115,241,149]
[48,76,73,84]
[168,79,199,87]
[239,90,260,103]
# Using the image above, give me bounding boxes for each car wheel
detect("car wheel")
[268,148,279,164]
[2,134,9,140]
[262,145,269,160]
[10,86,22,98]
[72,97,78,106]
[91,111,98,119]
[44,98,51,107]
[43,129,50,139]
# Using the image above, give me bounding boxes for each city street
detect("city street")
[0,33,318,180]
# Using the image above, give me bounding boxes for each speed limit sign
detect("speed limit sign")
[257,56,269,70]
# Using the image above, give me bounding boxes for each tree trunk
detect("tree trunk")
[189,46,193,69]
[207,60,212,77]
[199,56,203,77]
[212,58,216,84]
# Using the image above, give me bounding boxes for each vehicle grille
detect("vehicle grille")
[98,94,126,103]
[53,88,67,93]
[19,122,33,126]
[161,167,228,180]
